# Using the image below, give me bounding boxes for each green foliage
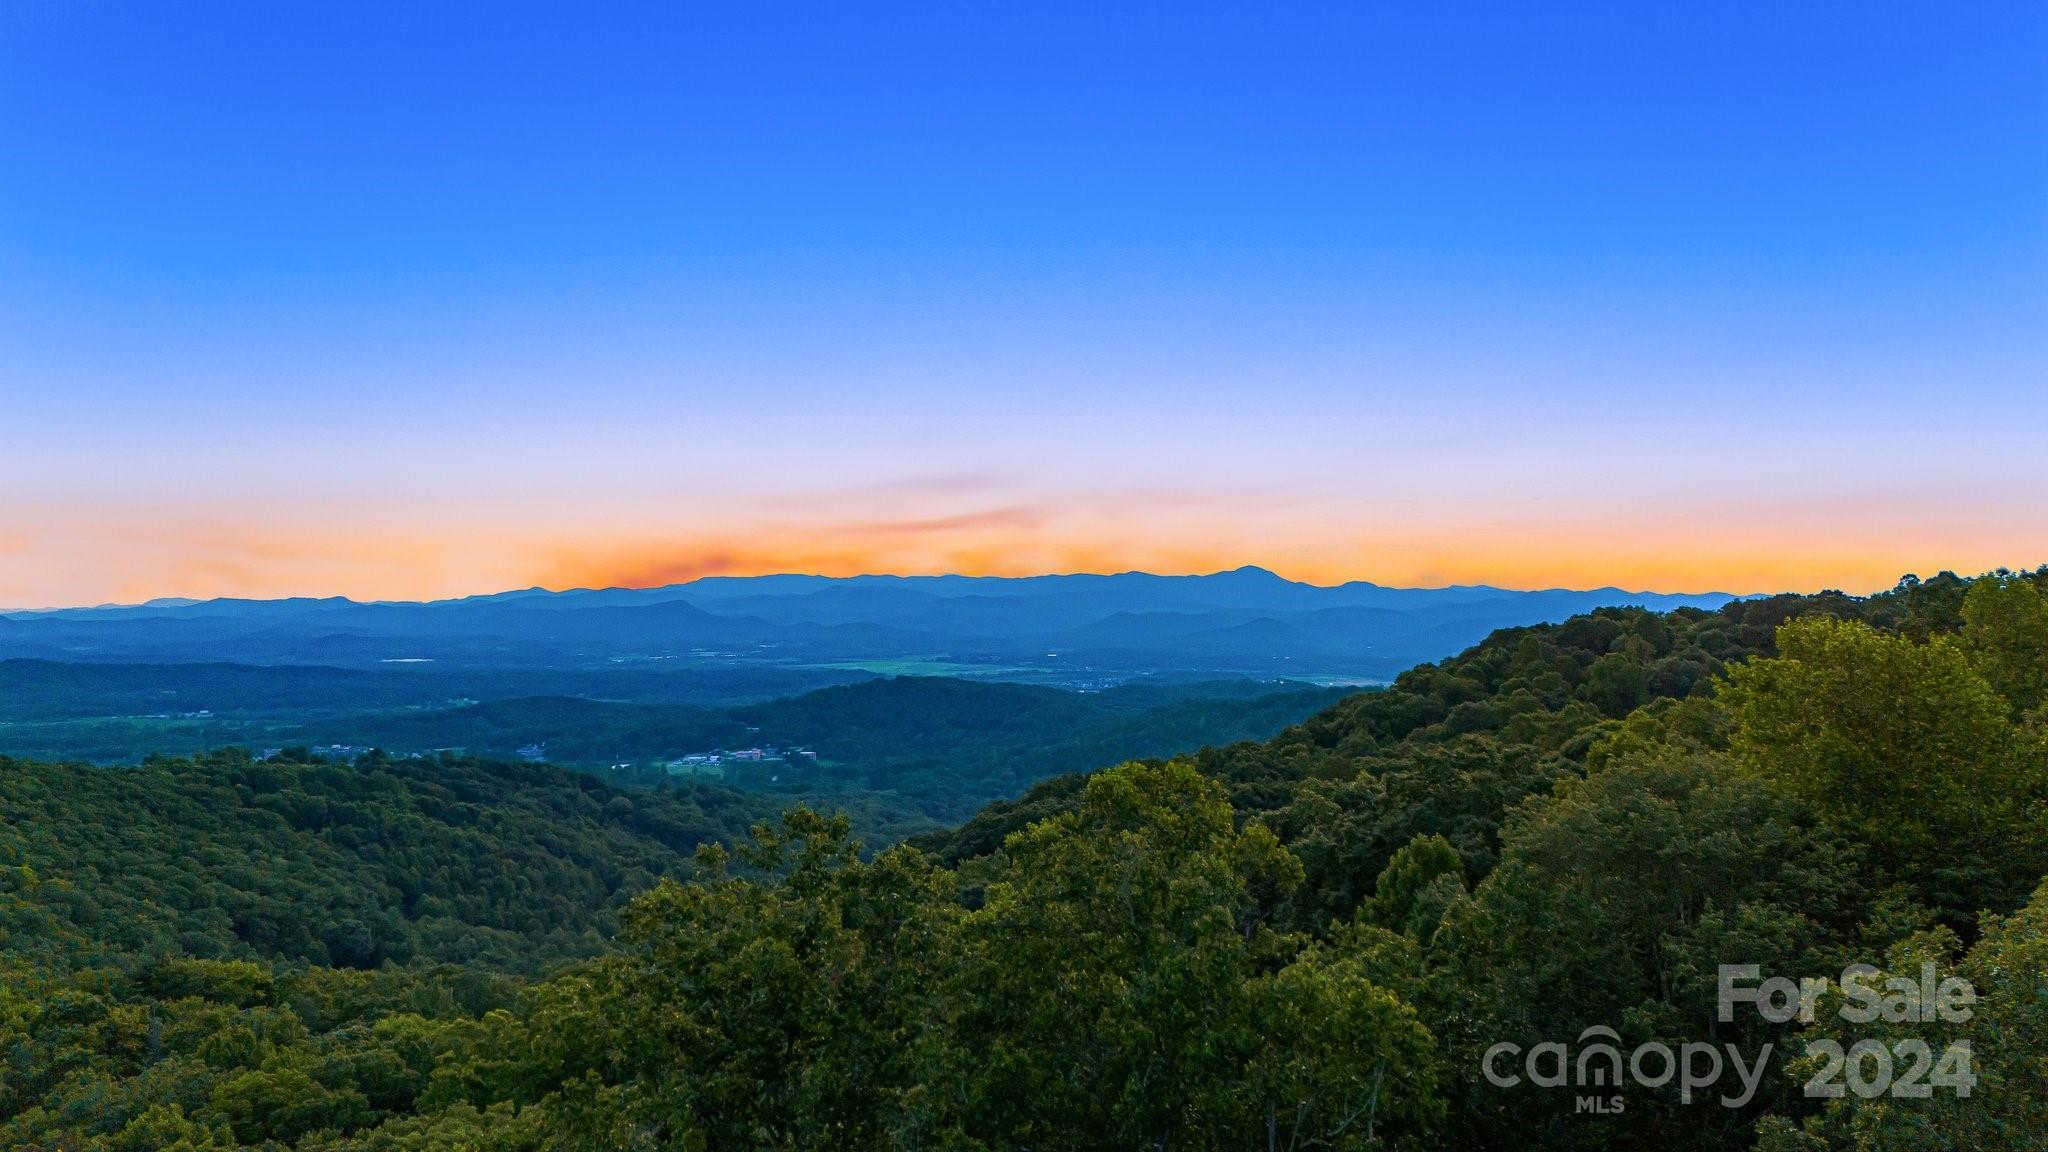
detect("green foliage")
[0,748,769,972]
[4,568,2045,1150]
[1364,833,1466,941]
[1771,878,2048,1150]
[1959,570,2048,716]
[591,676,1351,823]
[0,664,1347,827]
[942,760,1439,1149]
[1722,615,2048,920]
[0,962,520,1150]
[1438,750,1861,1149]
[524,810,960,1149]
[517,764,1441,1150]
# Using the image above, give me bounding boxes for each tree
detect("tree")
[1767,876,2048,1150]
[1721,616,2045,920]
[524,810,961,1151]
[938,759,1439,1150]
[1578,652,1650,719]
[1364,834,1465,941]
[1435,746,1860,1151]
[1239,948,1443,1150]
[1960,569,2048,717]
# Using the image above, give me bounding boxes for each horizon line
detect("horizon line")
[1,562,1846,615]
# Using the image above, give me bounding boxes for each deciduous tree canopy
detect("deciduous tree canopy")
[3,568,2043,1150]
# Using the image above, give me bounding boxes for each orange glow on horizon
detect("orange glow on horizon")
[2,491,2041,609]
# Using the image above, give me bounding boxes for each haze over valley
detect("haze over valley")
[0,566,1734,826]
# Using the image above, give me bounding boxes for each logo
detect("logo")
[1480,962,1978,1113]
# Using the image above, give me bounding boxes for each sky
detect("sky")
[2,2,2044,608]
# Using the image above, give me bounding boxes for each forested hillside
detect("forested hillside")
[4,570,2045,1150]
[0,751,772,974]
[0,666,1347,825]
[353,676,1353,822]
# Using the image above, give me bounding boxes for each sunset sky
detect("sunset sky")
[3,3,2044,608]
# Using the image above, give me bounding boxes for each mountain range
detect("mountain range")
[0,567,1738,681]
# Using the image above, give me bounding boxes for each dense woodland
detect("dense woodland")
[373,676,1351,823]
[0,666,1347,827]
[3,569,2045,1150]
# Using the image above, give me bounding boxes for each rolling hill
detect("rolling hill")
[0,567,1736,681]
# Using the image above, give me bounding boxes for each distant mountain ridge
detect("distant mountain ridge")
[0,567,1741,680]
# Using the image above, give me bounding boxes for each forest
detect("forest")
[0,665,1348,827]
[2,569,2044,1150]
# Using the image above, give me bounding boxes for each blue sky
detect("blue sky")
[2,2,2044,605]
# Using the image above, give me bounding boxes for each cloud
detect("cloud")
[537,505,1060,589]
[541,539,896,590]
[843,506,1045,536]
